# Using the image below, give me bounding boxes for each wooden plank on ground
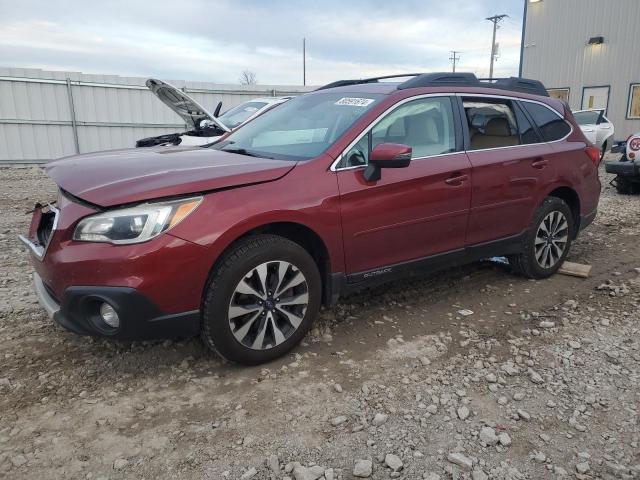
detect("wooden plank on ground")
[559,261,592,279]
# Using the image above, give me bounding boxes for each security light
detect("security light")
[588,36,604,45]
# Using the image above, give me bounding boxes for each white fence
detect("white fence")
[0,67,313,164]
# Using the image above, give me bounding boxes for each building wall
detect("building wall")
[522,0,640,139]
[0,67,313,164]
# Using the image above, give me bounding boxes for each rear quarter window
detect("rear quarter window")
[521,102,571,142]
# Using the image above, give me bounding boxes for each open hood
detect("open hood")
[46,147,295,207]
[146,78,231,133]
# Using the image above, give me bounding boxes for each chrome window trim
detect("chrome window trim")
[17,204,59,261]
[330,92,573,172]
[330,93,458,172]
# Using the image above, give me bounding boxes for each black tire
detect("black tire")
[201,234,321,365]
[615,176,637,195]
[509,197,574,279]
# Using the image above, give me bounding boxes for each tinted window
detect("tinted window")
[341,96,457,168]
[572,110,601,126]
[514,103,540,144]
[522,102,571,142]
[463,98,520,150]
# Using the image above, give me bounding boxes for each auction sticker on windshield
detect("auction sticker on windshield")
[335,97,375,107]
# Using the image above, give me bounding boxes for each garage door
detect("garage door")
[581,86,610,112]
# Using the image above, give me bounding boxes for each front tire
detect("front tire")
[201,234,321,365]
[509,197,574,279]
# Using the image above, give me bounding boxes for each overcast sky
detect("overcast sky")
[0,0,525,86]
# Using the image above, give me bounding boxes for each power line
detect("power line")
[449,50,461,73]
[486,14,508,79]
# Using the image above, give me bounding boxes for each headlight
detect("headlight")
[73,196,202,244]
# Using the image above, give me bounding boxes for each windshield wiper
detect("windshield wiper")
[221,147,274,159]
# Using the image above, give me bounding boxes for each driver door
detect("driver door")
[335,96,472,276]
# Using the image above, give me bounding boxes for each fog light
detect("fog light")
[99,302,120,328]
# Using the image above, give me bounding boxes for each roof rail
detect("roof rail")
[316,72,550,97]
[397,72,549,97]
[315,73,422,91]
[478,77,549,97]
[397,72,479,90]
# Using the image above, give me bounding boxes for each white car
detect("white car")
[136,78,291,147]
[572,109,614,158]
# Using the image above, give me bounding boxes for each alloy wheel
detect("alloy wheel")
[228,260,309,350]
[534,210,569,269]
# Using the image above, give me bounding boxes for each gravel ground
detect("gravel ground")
[0,156,639,480]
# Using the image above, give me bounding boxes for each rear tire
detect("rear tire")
[509,197,574,279]
[201,234,321,365]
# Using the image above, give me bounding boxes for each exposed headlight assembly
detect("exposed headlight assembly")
[73,196,202,244]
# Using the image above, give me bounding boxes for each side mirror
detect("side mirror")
[363,143,412,182]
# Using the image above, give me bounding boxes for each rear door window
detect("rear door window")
[521,102,571,142]
[463,98,521,150]
[513,103,540,144]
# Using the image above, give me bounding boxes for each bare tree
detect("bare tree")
[239,70,257,86]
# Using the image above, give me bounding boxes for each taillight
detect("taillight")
[629,137,640,151]
[585,145,601,166]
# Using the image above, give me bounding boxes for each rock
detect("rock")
[553,466,568,476]
[539,320,555,328]
[426,404,438,414]
[353,459,373,478]
[528,369,544,384]
[385,454,403,471]
[113,458,129,470]
[330,415,348,426]
[447,452,473,471]
[513,392,526,401]
[293,465,325,480]
[458,309,474,316]
[423,474,441,480]
[11,455,27,467]
[241,467,258,479]
[333,384,343,393]
[472,470,489,480]
[479,426,499,445]
[267,454,280,473]
[531,451,546,463]
[498,432,512,447]
[457,405,470,420]
[372,413,389,426]
[324,468,335,480]
[517,409,531,421]
[485,373,497,383]
[576,462,590,474]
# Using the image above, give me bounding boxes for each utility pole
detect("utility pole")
[303,38,306,86]
[486,14,508,79]
[449,50,460,73]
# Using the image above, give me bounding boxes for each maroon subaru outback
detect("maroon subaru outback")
[20,73,601,364]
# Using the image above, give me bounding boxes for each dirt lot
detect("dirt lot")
[0,158,639,480]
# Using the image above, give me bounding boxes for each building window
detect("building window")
[547,88,570,102]
[628,84,640,119]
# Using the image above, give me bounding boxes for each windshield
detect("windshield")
[573,110,601,125]
[218,101,269,129]
[211,92,384,160]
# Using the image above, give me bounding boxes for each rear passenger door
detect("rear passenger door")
[462,96,556,246]
[335,95,472,276]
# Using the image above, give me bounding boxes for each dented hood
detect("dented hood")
[45,146,296,207]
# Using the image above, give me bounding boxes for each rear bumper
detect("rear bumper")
[605,159,639,177]
[32,272,200,340]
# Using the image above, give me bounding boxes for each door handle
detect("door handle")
[445,173,469,185]
[532,158,548,169]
